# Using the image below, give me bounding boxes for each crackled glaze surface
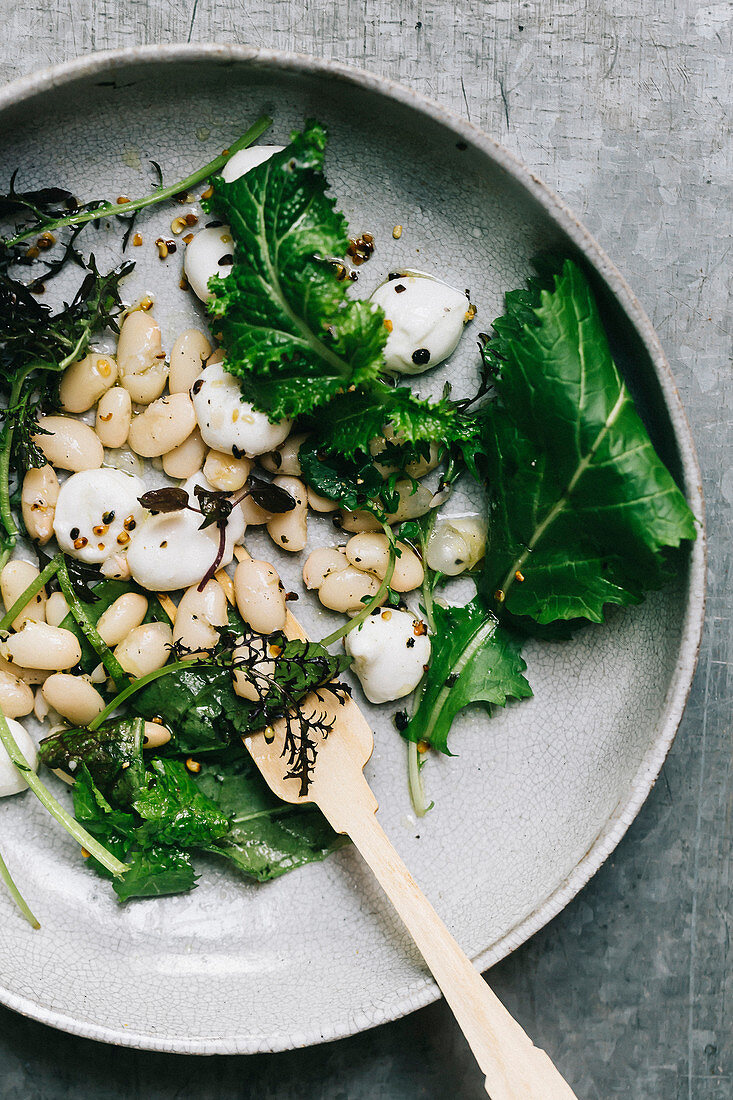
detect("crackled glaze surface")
[0,49,704,1054]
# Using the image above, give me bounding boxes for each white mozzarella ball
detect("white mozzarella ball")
[0,718,38,797]
[184,225,235,303]
[370,273,471,374]
[126,472,245,592]
[53,469,145,564]
[221,145,284,183]
[191,361,291,457]
[344,609,431,705]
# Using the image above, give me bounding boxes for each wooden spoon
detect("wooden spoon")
[242,609,578,1099]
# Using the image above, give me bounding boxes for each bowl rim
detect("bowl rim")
[0,43,707,1055]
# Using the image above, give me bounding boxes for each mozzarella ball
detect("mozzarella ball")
[53,468,145,564]
[184,226,235,303]
[191,361,291,457]
[221,145,284,183]
[425,513,487,576]
[344,610,431,704]
[126,472,244,592]
[370,273,471,374]
[0,718,38,797]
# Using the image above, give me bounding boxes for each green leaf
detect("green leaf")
[405,599,532,754]
[39,718,146,804]
[132,758,230,849]
[480,259,697,625]
[113,847,197,902]
[207,121,387,419]
[196,758,347,881]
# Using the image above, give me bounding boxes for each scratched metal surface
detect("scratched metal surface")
[0,3,729,1099]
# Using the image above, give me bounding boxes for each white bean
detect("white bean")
[173,579,228,657]
[266,476,308,552]
[338,509,383,534]
[45,592,70,628]
[0,670,34,717]
[306,486,339,513]
[128,393,196,458]
[117,310,168,404]
[0,719,37,797]
[42,673,105,726]
[162,428,207,480]
[388,480,434,522]
[239,495,271,525]
[0,621,82,670]
[318,565,384,613]
[260,432,308,476]
[34,687,50,722]
[21,465,59,545]
[203,450,252,492]
[96,592,149,647]
[232,637,275,701]
[234,559,286,634]
[142,720,172,749]
[345,534,424,592]
[59,353,117,413]
[95,387,132,448]
[0,655,50,686]
[302,547,347,590]
[169,328,211,394]
[0,561,47,629]
[114,621,172,678]
[32,416,103,472]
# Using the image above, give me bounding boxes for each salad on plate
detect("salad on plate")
[0,117,696,926]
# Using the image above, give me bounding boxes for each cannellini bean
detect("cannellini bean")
[302,547,347,590]
[173,579,228,657]
[32,416,103,472]
[239,495,271,525]
[306,486,339,513]
[345,534,424,593]
[425,513,486,575]
[0,719,38,797]
[232,637,275,701]
[96,592,149,647]
[266,476,307,552]
[260,433,308,476]
[369,433,440,479]
[0,561,47,629]
[21,465,60,545]
[169,329,211,394]
[89,662,107,685]
[234,559,286,634]
[114,621,172,678]
[59,353,117,413]
[338,509,383,534]
[0,622,82,670]
[45,592,70,628]
[0,655,50,686]
[203,450,251,492]
[128,393,196,458]
[162,427,207,479]
[95,387,132,448]
[42,673,105,726]
[318,565,384,613]
[100,552,131,581]
[142,720,172,749]
[117,310,168,404]
[387,480,434,522]
[0,670,34,717]
[34,687,50,722]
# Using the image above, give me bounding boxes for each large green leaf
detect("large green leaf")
[207,121,387,419]
[481,259,697,625]
[405,599,531,754]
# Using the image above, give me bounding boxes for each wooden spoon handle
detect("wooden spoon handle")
[317,787,577,1099]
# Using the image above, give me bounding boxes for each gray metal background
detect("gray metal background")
[0,3,730,1098]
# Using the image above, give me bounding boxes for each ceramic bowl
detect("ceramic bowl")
[0,45,705,1053]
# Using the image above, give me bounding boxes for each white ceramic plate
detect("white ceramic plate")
[0,46,705,1053]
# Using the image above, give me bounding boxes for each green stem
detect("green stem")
[88,658,214,731]
[5,115,273,247]
[54,557,129,691]
[407,739,433,818]
[0,371,32,568]
[0,710,128,878]
[319,523,397,648]
[0,843,40,928]
[0,555,60,632]
[228,804,301,826]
